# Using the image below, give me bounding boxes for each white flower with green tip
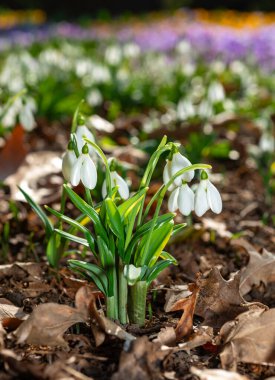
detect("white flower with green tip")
[168,183,195,216]
[70,144,97,190]
[163,152,194,190]
[102,171,129,200]
[194,170,222,217]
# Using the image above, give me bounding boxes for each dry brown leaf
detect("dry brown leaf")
[219,308,275,370]
[153,327,177,347]
[89,294,135,344]
[0,349,46,379]
[170,284,199,341]
[177,326,214,352]
[5,151,62,204]
[164,285,191,313]
[195,267,251,329]
[191,367,249,380]
[14,302,86,347]
[0,125,27,180]
[232,240,275,295]
[14,285,135,347]
[14,286,95,346]
[112,336,168,380]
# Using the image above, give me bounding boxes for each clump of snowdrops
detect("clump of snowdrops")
[22,107,222,326]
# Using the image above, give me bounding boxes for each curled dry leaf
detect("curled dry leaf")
[195,267,252,329]
[191,367,249,380]
[219,308,275,371]
[232,239,275,295]
[169,284,199,341]
[164,285,191,313]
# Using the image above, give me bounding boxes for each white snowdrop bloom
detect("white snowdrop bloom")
[75,125,95,154]
[163,152,194,190]
[177,99,196,121]
[62,146,77,182]
[70,147,97,190]
[208,81,225,103]
[19,101,36,131]
[259,132,275,153]
[194,172,222,217]
[198,99,213,119]
[105,45,122,66]
[102,171,129,200]
[124,264,142,286]
[168,183,195,216]
[123,43,140,59]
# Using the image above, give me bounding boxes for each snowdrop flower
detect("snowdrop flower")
[168,183,195,216]
[124,264,142,286]
[259,132,274,153]
[75,125,95,154]
[102,171,129,200]
[177,99,196,121]
[163,152,194,190]
[62,141,77,182]
[70,144,97,190]
[19,100,36,131]
[194,171,222,217]
[208,81,225,103]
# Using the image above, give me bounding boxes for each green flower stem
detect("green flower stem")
[84,138,112,197]
[140,135,168,189]
[84,188,93,206]
[137,140,171,226]
[128,281,147,326]
[71,99,84,133]
[118,259,128,324]
[106,296,117,320]
[140,163,211,266]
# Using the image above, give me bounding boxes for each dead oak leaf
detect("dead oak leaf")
[14,303,86,347]
[195,267,250,329]
[14,286,95,346]
[241,248,275,295]
[219,308,275,370]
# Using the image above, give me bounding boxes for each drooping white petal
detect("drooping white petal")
[62,150,77,182]
[112,172,129,199]
[75,125,95,152]
[178,184,195,216]
[102,180,107,199]
[80,154,97,190]
[171,152,194,184]
[207,181,222,214]
[70,155,85,187]
[168,187,179,212]
[19,103,36,131]
[194,180,209,217]
[163,161,175,191]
